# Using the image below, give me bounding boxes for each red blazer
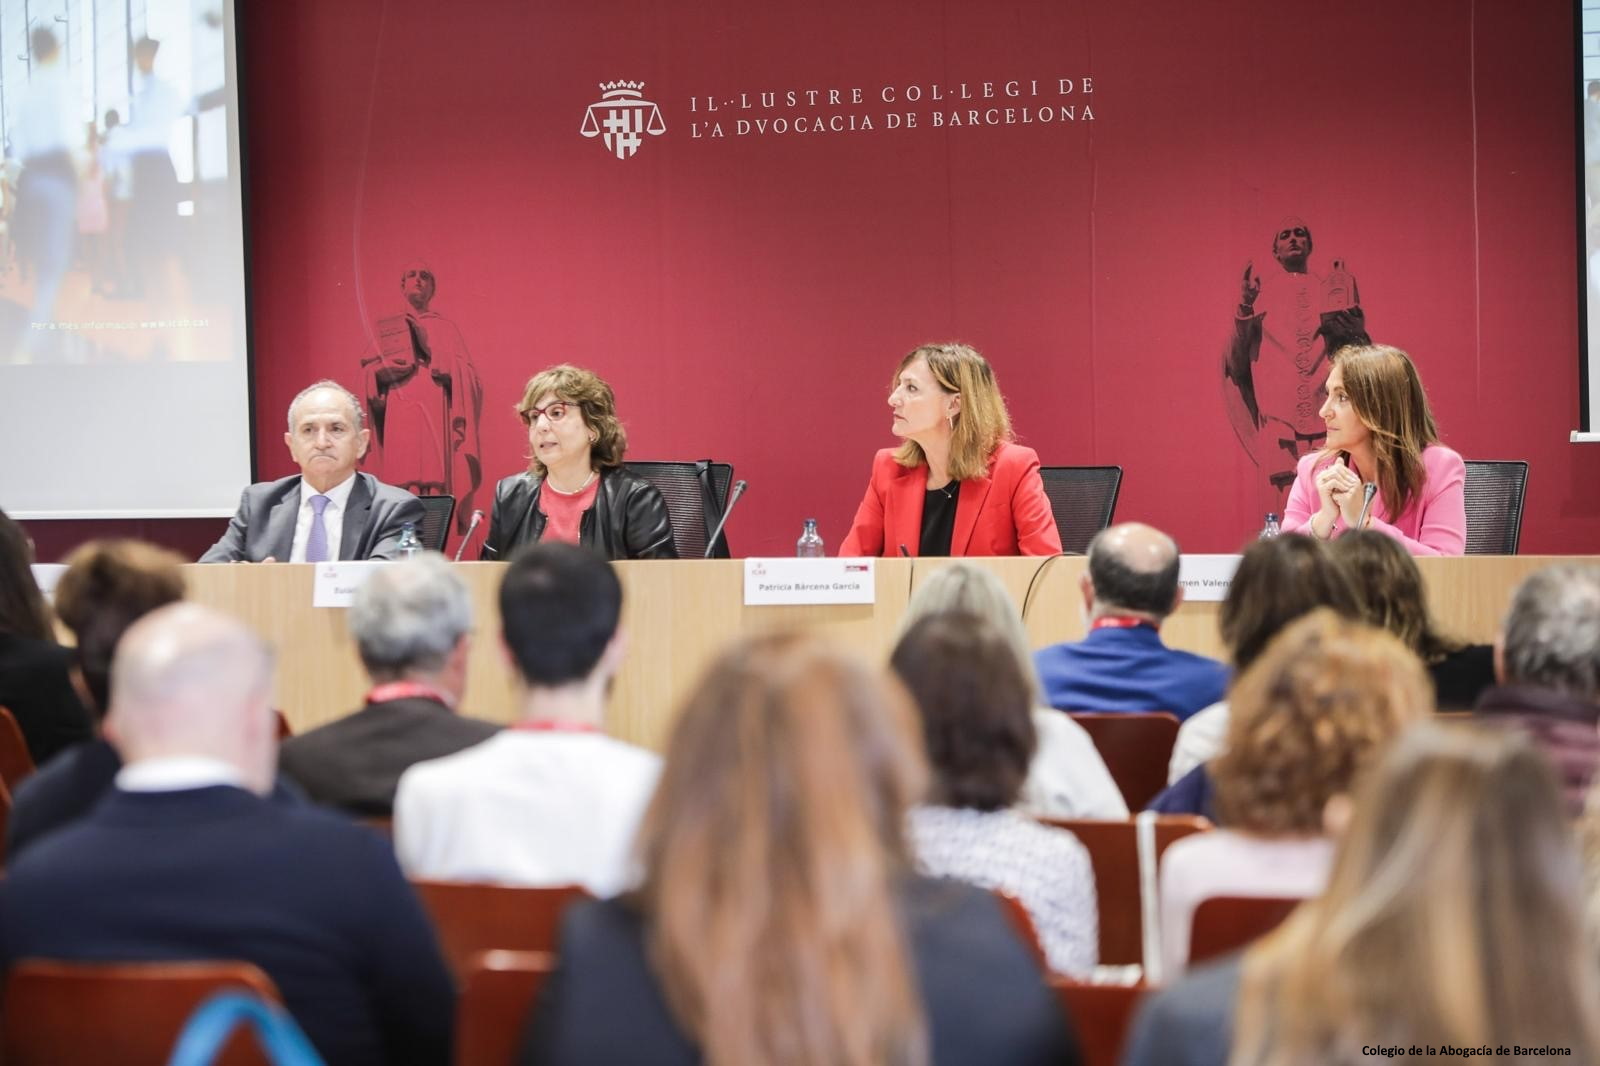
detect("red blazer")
[839,442,1063,557]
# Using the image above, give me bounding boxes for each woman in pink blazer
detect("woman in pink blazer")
[840,343,1062,557]
[1283,344,1466,556]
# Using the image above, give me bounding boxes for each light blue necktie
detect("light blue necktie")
[305,494,332,563]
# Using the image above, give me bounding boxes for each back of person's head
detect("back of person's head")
[350,552,470,680]
[1499,565,1600,702]
[53,540,186,716]
[634,633,929,1066]
[1231,724,1600,1063]
[1085,522,1181,618]
[898,562,1039,702]
[106,604,277,794]
[0,508,52,642]
[1219,533,1361,671]
[1213,609,1431,835]
[498,543,620,687]
[890,611,1035,812]
[1328,530,1459,663]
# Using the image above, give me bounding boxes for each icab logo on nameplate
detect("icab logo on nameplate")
[1176,554,1242,603]
[743,558,876,606]
[312,561,385,609]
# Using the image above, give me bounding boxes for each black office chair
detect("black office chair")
[1038,466,1122,554]
[622,461,735,558]
[1462,460,1528,555]
[415,495,456,553]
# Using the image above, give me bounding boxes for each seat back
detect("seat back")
[1188,895,1302,966]
[1038,466,1122,554]
[1051,977,1146,1066]
[3,959,282,1066]
[411,880,591,980]
[0,705,36,792]
[456,950,555,1066]
[622,460,735,558]
[415,494,457,553]
[1462,461,1527,554]
[1067,712,1181,811]
[1040,816,1211,966]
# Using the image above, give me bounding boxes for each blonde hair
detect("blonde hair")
[1231,724,1600,1065]
[633,634,930,1066]
[1213,609,1431,834]
[1322,344,1441,522]
[515,364,627,475]
[891,343,1014,482]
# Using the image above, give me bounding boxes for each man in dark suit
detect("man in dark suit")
[200,380,424,563]
[0,603,454,1066]
[280,553,499,815]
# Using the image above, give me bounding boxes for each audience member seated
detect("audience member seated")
[1034,523,1227,721]
[1156,534,1362,811]
[200,380,425,563]
[0,508,92,766]
[899,562,1126,819]
[1474,564,1600,815]
[1126,725,1600,1065]
[520,633,1077,1065]
[1330,529,1495,710]
[279,554,499,816]
[1157,610,1428,978]
[8,539,185,859]
[892,611,1099,977]
[0,604,455,1066]
[395,542,659,895]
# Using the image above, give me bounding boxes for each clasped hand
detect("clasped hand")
[1315,458,1368,529]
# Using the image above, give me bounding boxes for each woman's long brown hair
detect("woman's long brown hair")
[1324,344,1441,521]
[632,634,931,1066]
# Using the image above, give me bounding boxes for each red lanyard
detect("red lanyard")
[1091,616,1156,632]
[365,681,453,707]
[510,719,601,734]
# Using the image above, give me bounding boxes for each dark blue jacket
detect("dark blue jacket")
[1034,625,1228,721]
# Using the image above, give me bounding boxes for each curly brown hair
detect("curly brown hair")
[54,539,186,716]
[515,364,628,475]
[1212,609,1431,835]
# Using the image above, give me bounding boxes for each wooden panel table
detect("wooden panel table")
[183,555,1585,750]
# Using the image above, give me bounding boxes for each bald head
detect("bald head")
[106,604,277,793]
[1084,523,1182,621]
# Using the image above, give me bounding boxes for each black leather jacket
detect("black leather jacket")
[482,468,678,561]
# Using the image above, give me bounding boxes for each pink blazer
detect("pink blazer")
[1282,444,1467,556]
[839,442,1063,557]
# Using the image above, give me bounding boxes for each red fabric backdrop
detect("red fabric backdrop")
[27,0,1600,559]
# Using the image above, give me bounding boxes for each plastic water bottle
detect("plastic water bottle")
[396,523,422,558]
[1259,513,1281,540]
[796,519,825,558]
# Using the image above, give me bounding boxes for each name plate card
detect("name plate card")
[743,558,876,606]
[1176,554,1242,603]
[313,561,385,608]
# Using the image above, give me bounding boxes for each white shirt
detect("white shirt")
[1020,708,1130,820]
[289,473,357,563]
[116,755,247,792]
[1169,700,1230,784]
[393,730,661,897]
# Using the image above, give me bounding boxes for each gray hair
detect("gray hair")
[349,553,471,678]
[286,379,366,433]
[898,562,1041,703]
[1502,565,1600,701]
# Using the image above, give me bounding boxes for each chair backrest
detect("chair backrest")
[415,495,457,553]
[1188,895,1302,967]
[1038,466,1122,554]
[1050,977,1146,1066]
[991,888,1049,972]
[622,460,735,558]
[1461,461,1528,555]
[0,705,36,794]
[410,880,591,980]
[1040,816,1211,966]
[3,958,282,1066]
[1067,712,1182,811]
[456,950,555,1066]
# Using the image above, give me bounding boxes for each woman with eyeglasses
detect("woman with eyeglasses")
[482,365,677,560]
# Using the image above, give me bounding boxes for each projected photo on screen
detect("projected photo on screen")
[0,0,238,365]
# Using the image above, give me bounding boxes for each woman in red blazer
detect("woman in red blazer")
[840,343,1063,557]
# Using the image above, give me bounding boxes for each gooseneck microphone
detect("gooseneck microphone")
[703,480,749,559]
[453,509,485,562]
[1354,483,1378,532]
